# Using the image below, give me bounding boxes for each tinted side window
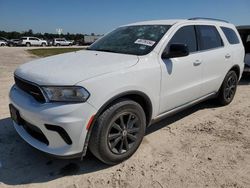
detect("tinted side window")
[197,25,223,50]
[169,26,197,53]
[221,27,240,44]
[246,35,250,42]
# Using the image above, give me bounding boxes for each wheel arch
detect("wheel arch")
[81,90,153,157]
[94,90,153,126]
[229,65,240,80]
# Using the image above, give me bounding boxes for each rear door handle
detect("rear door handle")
[225,54,231,59]
[193,60,202,66]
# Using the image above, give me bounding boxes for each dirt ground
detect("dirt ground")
[0,47,250,188]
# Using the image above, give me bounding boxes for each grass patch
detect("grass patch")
[27,48,86,57]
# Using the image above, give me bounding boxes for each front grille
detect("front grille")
[22,119,49,145]
[14,76,46,103]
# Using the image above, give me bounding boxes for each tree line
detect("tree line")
[0,29,100,40]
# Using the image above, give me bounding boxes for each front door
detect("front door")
[158,25,203,114]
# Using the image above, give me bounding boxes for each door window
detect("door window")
[196,25,223,50]
[168,25,197,53]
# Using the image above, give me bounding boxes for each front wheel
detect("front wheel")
[89,99,146,165]
[216,70,238,105]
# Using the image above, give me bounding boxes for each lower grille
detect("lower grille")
[14,76,46,103]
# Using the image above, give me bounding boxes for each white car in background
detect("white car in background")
[9,18,244,165]
[0,40,7,46]
[19,37,47,47]
[53,38,73,46]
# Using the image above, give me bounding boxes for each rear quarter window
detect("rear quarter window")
[221,27,240,44]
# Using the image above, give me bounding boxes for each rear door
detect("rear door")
[158,25,203,113]
[196,25,230,96]
[29,37,39,45]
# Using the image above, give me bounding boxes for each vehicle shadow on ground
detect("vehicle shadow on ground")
[0,76,249,185]
[239,73,250,85]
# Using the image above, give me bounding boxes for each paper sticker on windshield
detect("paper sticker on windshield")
[134,39,156,46]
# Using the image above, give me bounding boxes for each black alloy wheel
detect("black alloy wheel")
[108,112,140,155]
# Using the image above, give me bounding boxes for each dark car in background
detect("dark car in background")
[237,26,250,73]
[10,39,20,46]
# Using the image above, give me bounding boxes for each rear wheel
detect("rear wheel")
[89,99,146,165]
[41,43,46,47]
[56,43,60,46]
[26,42,31,47]
[217,70,238,105]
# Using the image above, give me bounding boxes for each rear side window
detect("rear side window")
[169,25,197,53]
[221,27,240,44]
[196,25,223,51]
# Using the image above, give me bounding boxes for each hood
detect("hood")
[15,50,139,85]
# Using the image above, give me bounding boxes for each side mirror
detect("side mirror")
[162,43,189,59]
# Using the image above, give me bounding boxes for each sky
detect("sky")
[0,0,250,35]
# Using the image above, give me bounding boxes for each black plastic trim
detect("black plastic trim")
[45,124,72,145]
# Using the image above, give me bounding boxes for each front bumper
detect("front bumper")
[9,85,97,157]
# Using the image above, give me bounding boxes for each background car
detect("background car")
[53,38,73,46]
[10,39,20,46]
[237,25,250,73]
[0,40,7,46]
[18,37,48,47]
[0,37,15,47]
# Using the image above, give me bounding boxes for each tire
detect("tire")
[56,43,60,47]
[216,70,238,106]
[0,43,4,46]
[41,43,46,47]
[89,99,146,165]
[26,43,31,47]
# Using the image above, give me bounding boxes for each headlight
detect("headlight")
[42,86,90,102]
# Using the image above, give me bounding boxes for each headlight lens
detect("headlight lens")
[42,86,90,102]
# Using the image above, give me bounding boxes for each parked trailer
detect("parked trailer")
[83,35,102,45]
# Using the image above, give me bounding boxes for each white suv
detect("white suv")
[53,38,73,46]
[19,37,47,47]
[9,18,244,164]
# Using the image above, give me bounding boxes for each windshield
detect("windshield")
[88,25,171,55]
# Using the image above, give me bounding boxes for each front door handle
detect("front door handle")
[193,60,202,66]
[225,54,231,59]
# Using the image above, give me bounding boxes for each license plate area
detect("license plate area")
[9,104,22,125]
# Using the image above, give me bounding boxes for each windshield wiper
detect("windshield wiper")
[87,48,122,54]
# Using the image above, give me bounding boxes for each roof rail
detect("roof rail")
[188,17,229,23]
